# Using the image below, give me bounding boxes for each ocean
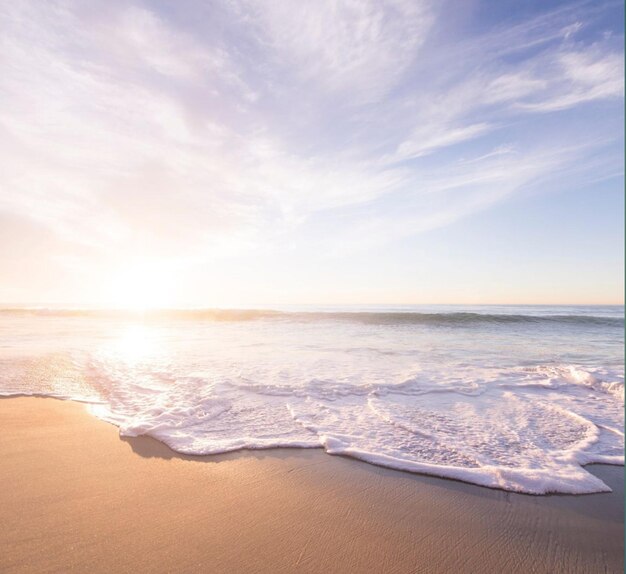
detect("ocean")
[0,304,623,494]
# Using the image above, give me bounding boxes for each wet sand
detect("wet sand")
[0,397,623,573]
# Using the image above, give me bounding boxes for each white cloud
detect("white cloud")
[0,0,622,277]
[484,72,549,104]
[316,139,607,256]
[238,0,433,101]
[518,48,624,111]
[392,123,493,162]
[562,21,583,40]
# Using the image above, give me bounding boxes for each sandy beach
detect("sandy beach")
[0,396,623,574]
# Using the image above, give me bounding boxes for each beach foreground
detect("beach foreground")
[0,397,623,573]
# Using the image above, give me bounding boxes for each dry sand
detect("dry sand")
[0,396,623,573]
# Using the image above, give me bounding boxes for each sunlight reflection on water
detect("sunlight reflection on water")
[105,324,159,363]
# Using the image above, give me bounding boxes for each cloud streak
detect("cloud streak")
[0,0,623,302]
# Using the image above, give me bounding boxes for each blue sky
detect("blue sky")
[0,0,623,306]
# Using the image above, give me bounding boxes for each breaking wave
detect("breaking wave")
[0,305,623,494]
[0,307,623,327]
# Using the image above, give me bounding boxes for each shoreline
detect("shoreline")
[0,396,623,573]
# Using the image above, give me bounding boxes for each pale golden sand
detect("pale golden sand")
[0,397,623,573]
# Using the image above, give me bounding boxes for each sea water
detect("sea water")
[0,305,623,494]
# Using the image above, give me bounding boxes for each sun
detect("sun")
[107,261,176,311]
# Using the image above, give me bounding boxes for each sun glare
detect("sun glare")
[109,324,157,363]
[107,262,175,311]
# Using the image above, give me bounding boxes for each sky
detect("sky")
[0,0,623,308]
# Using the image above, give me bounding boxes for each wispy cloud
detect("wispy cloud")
[237,0,433,100]
[391,123,494,162]
[313,138,608,256]
[516,48,624,111]
[0,0,622,276]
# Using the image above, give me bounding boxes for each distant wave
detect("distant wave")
[282,311,625,327]
[0,307,284,321]
[0,307,623,327]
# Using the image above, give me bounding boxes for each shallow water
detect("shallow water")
[1,305,623,494]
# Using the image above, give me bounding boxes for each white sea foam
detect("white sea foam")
[0,306,623,494]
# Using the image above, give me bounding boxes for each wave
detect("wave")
[282,311,624,327]
[1,350,623,494]
[0,307,623,327]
